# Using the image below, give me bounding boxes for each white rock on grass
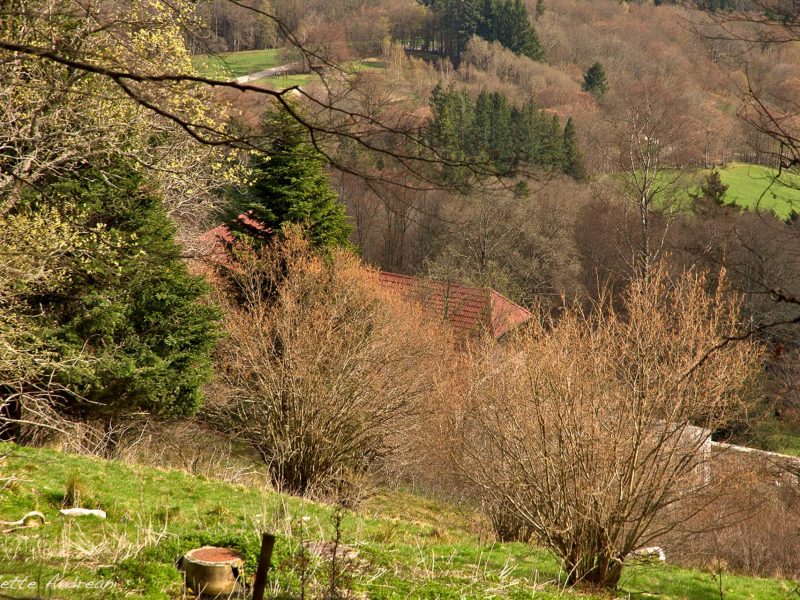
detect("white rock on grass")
[59,508,107,519]
[627,546,666,562]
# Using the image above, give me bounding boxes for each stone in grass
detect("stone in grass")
[627,546,666,563]
[59,508,107,519]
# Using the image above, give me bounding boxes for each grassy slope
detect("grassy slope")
[714,163,800,220]
[620,163,800,219]
[0,444,796,599]
[253,73,315,90]
[192,49,387,91]
[191,49,283,79]
[747,416,800,458]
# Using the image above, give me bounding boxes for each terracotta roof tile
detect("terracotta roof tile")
[378,271,531,339]
[196,220,532,339]
[196,213,270,261]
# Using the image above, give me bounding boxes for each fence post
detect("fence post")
[252,533,276,600]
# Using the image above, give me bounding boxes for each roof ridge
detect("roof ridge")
[489,288,532,317]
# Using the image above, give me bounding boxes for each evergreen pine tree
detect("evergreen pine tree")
[428,85,478,183]
[455,89,477,156]
[488,92,513,169]
[538,114,565,167]
[472,90,494,151]
[232,105,352,250]
[562,117,585,179]
[477,0,543,60]
[692,169,729,206]
[507,0,544,60]
[476,0,496,40]
[509,106,525,165]
[428,86,579,175]
[26,165,221,419]
[582,62,609,97]
[431,0,483,64]
[535,0,545,19]
[515,100,541,164]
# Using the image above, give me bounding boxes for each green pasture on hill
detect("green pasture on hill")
[0,443,796,599]
[192,48,386,89]
[192,49,388,90]
[253,61,387,90]
[618,163,800,219]
[714,163,800,219]
[254,72,315,89]
[191,48,283,79]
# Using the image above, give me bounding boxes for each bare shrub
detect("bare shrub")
[665,448,800,580]
[459,265,764,588]
[210,232,451,496]
[484,495,534,543]
[461,37,582,112]
[423,180,585,308]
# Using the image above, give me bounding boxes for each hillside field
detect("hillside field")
[193,50,388,90]
[0,443,796,599]
[191,49,284,79]
[715,163,800,219]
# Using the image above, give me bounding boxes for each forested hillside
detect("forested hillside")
[2,0,800,597]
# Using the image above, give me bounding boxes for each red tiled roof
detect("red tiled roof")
[195,219,532,339]
[378,272,531,339]
[195,213,270,260]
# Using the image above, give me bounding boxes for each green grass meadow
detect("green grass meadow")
[191,49,283,79]
[191,49,388,91]
[714,163,800,219]
[253,60,387,90]
[620,163,800,219]
[0,443,797,598]
[254,73,315,90]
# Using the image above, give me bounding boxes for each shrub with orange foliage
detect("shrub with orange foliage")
[209,231,454,497]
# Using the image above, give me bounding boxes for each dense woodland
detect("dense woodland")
[2,0,800,594]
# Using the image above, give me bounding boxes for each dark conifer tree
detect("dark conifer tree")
[488,91,513,168]
[514,100,541,164]
[582,62,609,97]
[506,0,545,60]
[421,0,483,64]
[427,85,580,176]
[540,114,564,167]
[427,0,543,62]
[692,169,729,206]
[562,117,585,179]
[473,89,494,151]
[231,105,352,250]
[25,165,221,419]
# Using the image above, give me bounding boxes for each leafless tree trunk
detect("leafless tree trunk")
[607,87,697,279]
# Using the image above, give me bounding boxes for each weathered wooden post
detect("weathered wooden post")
[252,533,276,600]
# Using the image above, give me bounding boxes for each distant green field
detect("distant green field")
[623,163,800,219]
[253,58,387,90]
[191,48,283,79]
[254,72,315,89]
[712,163,800,219]
[351,59,388,72]
[193,49,387,89]
[751,417,800,458]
